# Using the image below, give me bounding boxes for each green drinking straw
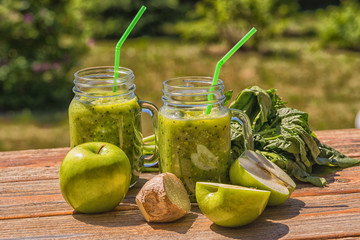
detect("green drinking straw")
[205,27,257,114]
[113,5,147,92]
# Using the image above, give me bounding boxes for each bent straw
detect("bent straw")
[205,27,257,114]
[113,5,147,92]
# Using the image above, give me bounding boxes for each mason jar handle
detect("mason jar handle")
[139,100,159,167]
[229,108,254,151]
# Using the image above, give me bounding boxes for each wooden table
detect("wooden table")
[1,129,359,239]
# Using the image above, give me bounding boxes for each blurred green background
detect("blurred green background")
[0,0,359,151]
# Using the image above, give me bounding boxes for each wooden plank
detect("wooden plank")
[0,147,68,168]
[1,164,360,221]
[0,176,148,220]
[293,165,360,197]
[0,129,358,183]
[0,172,151,219]
[0,146,359,220]
[315,129,360,159]
[0,193,359,239]
[0,129,359,239]
[0,165,59,183]
[0,129,358,169]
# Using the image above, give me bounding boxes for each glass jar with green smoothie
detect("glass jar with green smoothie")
[69,66,158,187]
[158,77,253,202]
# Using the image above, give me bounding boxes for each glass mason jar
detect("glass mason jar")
[68,66,158,187]
[158,77,253,202]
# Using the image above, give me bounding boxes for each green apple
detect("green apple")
[196,182,270,227]
[59,142,131,213]
[230,150,296,206]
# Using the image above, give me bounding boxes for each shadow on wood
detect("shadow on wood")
[72,209,145,227]
[210,219,289,240]
[262,198,305,221]
[147,212,198,234]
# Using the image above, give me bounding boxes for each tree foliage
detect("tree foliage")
[316,0,360,50]
[0,0,88,110]
[175,0,298,48]
[71,0,189,39]
[0,0,358,111]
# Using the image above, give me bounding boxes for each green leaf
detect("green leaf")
[287,160,327,187]
[224,90,233,106]
[229,86,275,132]
[315,140,360,168]
[258,150,287,169]
[229,85,358,188]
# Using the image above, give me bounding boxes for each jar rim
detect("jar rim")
[74,66,134,83]
[163,76,224,90]
[73,66,135,98]
[161,76,226,108]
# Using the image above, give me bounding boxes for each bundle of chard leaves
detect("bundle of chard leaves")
[229,86,360,186]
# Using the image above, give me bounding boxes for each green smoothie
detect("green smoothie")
[158,109,231,202]
[69,96,142,186]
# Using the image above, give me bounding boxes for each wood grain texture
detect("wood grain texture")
[1,194,359,240]
[0,129,359,239]
[315,129,360,159]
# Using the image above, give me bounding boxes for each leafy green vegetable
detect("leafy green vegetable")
[229,86,360,186]
[315,139,360,168]
[224,90,234,106]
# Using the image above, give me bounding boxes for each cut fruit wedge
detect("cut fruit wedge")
[230,150,296,206]
[136,172,191,222]
[244,150,296,193]
[196,182,270,227]
[191,144,218,171]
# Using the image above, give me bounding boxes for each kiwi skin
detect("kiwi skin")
[136,172,191,222]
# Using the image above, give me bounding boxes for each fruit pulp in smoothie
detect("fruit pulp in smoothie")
[69,96,142,186]
[158,109,231,202]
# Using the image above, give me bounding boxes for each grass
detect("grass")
[0,110,69,151]
[1,36,359,151]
